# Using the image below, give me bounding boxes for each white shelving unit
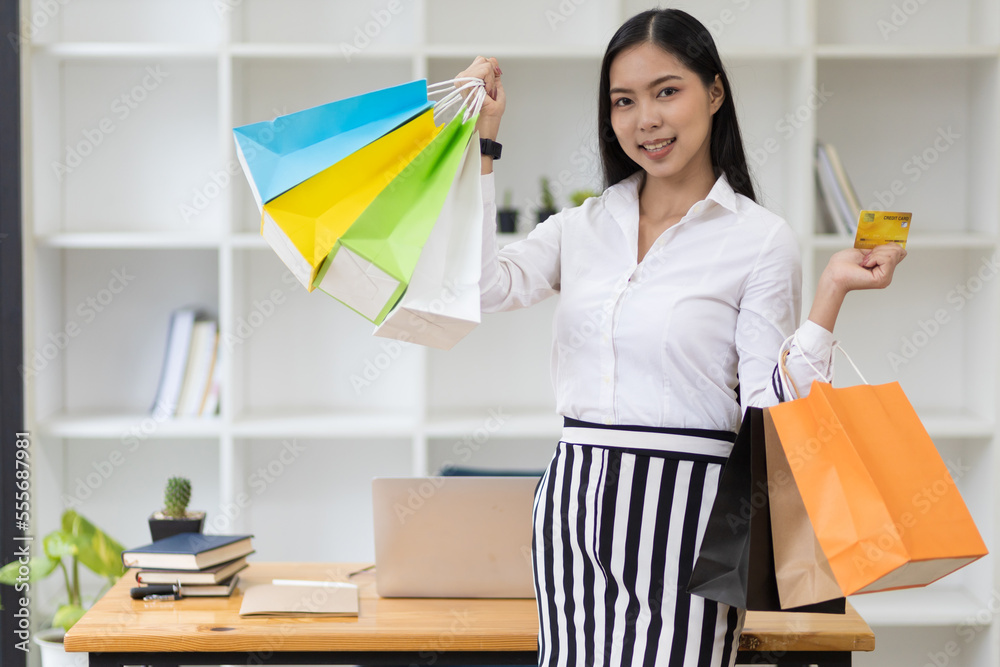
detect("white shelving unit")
[21,1,999,665]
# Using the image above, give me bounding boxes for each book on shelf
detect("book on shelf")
[135,554,249,585]
[122,533,254,571]
[150,308,221,419]
[815,141,862,236]
[239,582,359,617]
[176,320,218,418]
[150,308,197,416]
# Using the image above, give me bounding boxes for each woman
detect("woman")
[459,8,905,667]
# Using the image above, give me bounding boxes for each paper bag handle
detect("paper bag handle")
[428,78,487,125]
[777,332,868,401]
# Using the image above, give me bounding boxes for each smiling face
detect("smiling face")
[608,42,724,187]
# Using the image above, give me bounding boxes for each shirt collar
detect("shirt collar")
[603,170,741,238]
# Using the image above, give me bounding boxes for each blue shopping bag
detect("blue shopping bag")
[234,79,433,209]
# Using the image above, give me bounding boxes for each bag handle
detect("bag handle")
[428,78,487,125]
[777,332,868,401]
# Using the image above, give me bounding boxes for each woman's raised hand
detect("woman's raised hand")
[807,243,908,332]
[824,243,908,292]
[455,56,505,141]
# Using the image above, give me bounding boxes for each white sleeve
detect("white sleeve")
[734,222,835,409]
[480,172,562,313]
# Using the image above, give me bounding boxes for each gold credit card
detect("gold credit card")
[854,210,912,249]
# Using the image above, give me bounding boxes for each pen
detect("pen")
[130,585,182,600]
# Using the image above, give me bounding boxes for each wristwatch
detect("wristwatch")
[479,138,502,160]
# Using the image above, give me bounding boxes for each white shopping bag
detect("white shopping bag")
[373,130,482,350]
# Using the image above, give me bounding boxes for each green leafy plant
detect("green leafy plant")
[501,188,514,211]
[569,189,599,207]
[163,476,192,518]
[0,510,125,631]
[539,177,556,211]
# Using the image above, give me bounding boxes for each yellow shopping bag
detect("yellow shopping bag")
[261,108,441,291]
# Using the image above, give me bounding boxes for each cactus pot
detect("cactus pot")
[148,510,206,542]
[497,209,518,234]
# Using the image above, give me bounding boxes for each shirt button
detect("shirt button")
[601,334,609,343]
[602,375,611,384]
[603,416,614,425]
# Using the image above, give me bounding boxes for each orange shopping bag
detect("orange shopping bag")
[763,343,988,609]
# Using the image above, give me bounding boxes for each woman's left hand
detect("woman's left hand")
[822,242,907,294]
[807,243,907,332]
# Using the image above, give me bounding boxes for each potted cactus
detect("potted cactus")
[148,476,205,541]
[536,176,557,225]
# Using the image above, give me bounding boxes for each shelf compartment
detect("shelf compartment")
[32,57,223,234]
[817,0,999,48]
[812,247,999,421]
[815,58,999,235]
[229,248,423,415]
[60,437,222,555]
[26,0,224,45]
[230,0,418,48]
[623,0,807,50]
[427,57,603,236]
[428,0,619,50]
[30,249,219,418]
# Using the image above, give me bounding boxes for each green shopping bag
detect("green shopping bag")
[312,84,485,324]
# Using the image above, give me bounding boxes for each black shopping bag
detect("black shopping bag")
[686,407,845,613]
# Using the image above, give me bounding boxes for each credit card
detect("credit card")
[854,210,911,249]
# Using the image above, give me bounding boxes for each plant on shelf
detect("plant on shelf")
[0,510,125,634]
[536,176,557,224]
[497,188,518,234]
[569,189,600,208]
[148,476,206,541]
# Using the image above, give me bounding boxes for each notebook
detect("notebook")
[372,476,538,598]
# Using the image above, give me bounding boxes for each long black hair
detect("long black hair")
[597,9,757,202]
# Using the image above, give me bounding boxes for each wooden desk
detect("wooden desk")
[65,562,874,666]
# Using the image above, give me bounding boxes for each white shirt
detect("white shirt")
[479,170,837,433]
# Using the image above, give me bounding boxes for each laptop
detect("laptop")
[372,476,539,598]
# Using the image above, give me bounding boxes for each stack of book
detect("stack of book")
[122,533,255,597]
[815,140,862,237]
[151,307,222,419]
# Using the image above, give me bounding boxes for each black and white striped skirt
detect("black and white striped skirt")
[531,418,745,667]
